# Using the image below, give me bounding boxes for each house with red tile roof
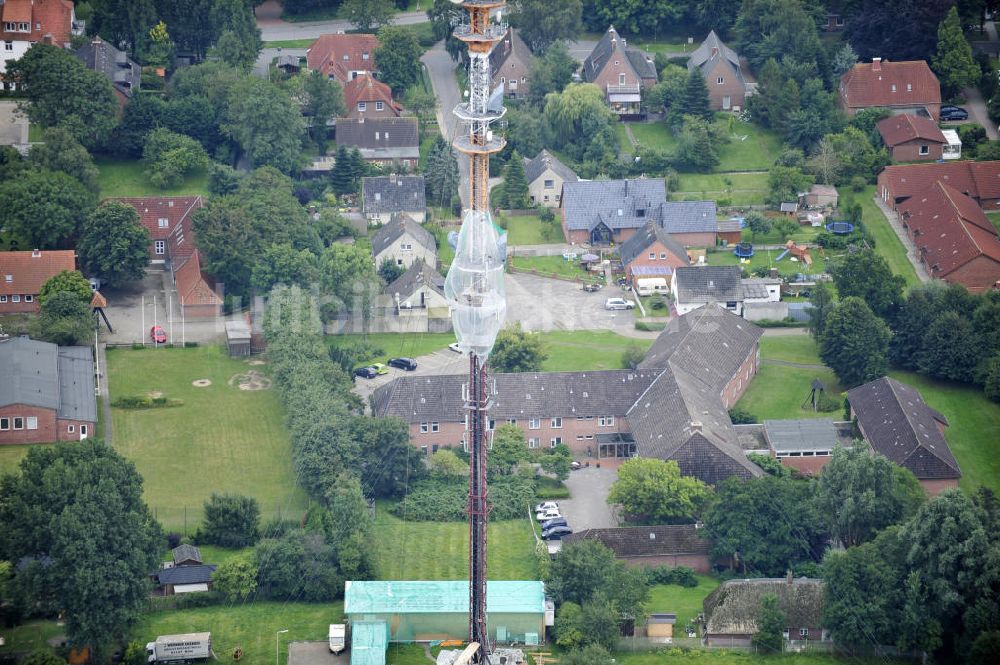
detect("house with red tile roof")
[839,58,941,120]
[897,182,1000,292]
[876,160,1000,211]
[876,113,947,162]
[1,0,80,89]
[112,196,221,318]
[0,249,76,314]
[306,33,379,86]
[343,74,401,119]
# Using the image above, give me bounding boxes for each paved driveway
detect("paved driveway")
[352,348,466,403]
[0,100,28,148]
[559,466,620,531]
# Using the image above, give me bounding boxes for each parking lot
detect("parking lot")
[288,642,345,665]
[352,348,467,403]
[504,272,644,334]
[557,465,620,531]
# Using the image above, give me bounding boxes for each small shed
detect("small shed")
[156,564,217,595]
[764,419,840,475]
[225,320,252,358]
[646,613,676,640]
[276,54,302,74]
[779,201,799,216]
[171,544,203,567]
[800,184,838,208]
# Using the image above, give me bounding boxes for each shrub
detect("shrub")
[535,476,571,500]
[111,395,183,409]
[166,532,182,549]
[849,175,866,192]
[392,475,535,521]
[200,493,261,548]
[635,321,666,332]
[728,407,758,424]
[644,565,698,587]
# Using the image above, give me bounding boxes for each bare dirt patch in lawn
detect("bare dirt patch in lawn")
[148,391,164,398]
[192,379,212,387]
[229,371,272,391]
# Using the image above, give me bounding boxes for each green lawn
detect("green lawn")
[326,332,455,363]
[855,187,920,288]
[509,255,598,281]
[97,157,209,199]
[503,215,546,245]
[629,123,677,151]
[107,346,308,533]
[262,38,313,48]
[160,544,253,565]
[706,247,828,278]
[737,363,846,421]
[646,575,720,627]
[676,172,769,193]
[27,123,43,142]
[132,602,343,665]
[0,619,65,655]
[615,123,635,153]
[759,336,827,365]
[541,331,652,372]
[0,443,34,478]
[426,223,456,270]
[715,116,782,172]
[618,652,898,665]
[373,504,537,580]
[987,211,1000,234]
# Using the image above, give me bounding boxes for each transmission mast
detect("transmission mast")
[443,2,508,664]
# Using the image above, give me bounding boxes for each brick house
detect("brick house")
[877,160,1000,211]
[113,197,221,318]
[490,28,533,99]
[876,113,947,162]
[687,31,751,111]
[1,0,81,90]
[362,175,426,225]
[73,36,140,107]
[306,33,379,85]
[582,26,657,117]
[372,214,436,270]
[374,305,764,485]
[561,179,717,245]
[563,525,715,573]
[704,578,828,646]
[343,74,401,120]
[524,149,577,208]
[0,336,96,444]
[336,117,419,170]
[617,222,690,285]
[0,249,76,314]
[847,376,961,495]
[838,58,941,120]
[897,181,1000,292]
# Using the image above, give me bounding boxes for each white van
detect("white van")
[635,277,668,297]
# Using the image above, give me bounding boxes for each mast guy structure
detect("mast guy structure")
[443,2,508,663]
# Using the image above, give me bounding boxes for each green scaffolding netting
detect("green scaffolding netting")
[350,621,388,665]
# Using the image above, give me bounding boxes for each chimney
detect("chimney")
[31,249,41,258]
[872,57,881,71]
[690,420,703,433]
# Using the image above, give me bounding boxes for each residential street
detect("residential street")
[422,40,470,209]
[256,3,428,42]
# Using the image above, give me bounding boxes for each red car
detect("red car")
[150,325,167,344]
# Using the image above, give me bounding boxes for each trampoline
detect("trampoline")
[733,242,755,258]
[825,221,855,235]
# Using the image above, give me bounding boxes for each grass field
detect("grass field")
[615,123,635,153]
[503,215,546,245]
[374,504,537,579]
[737,363,846,422]
[132,602,344,665]
[509,255,599,281]
[987,211,1000,234]
[630,123,677,151]
[715,117,782,172]
[676,172,769,193]
[0,443,34,478]
[107,346,309,533]
[0,619,65,655]
[617,652,900,665]
[97,157,209,199]
[540,331,652,372]
[646,576,720,627]
[706,247,828,278]
[326,332,455,363]
[759,336,826,365]
[854,187,920,288]
[262,38,313,48]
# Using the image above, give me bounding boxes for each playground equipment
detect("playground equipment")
[825,220,855,235]
[733,242,754,258]
[776,240,813,266]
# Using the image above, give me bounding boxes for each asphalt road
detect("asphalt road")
[257,8,428,42]
[422,40,470,209]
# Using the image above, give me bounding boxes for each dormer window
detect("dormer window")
[362,52,369,60]
[342,54,349,60]
[636,208,645,218]
[358,101,366,111]
[158,218,168,228]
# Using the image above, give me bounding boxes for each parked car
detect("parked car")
[541,526,573,540]
[371,363,389,375]
[583,283,602,292]
[354,366,378,379]
[541,517,568,530]
[534,501,559,513]
[448,342,462,353]
[150,325,167,344]
[940,105,969,121]
[605,297,635,310]
[570,461,583,470]
[536,508,561,521]
[388,357,418,371]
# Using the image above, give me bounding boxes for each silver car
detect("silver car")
[605,297,635,310]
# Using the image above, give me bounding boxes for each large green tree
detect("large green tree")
[0,442,162,659]
[807,282,834,340]
[251,243,320,291]
[375,26,423,95]
[301,70,345,151]
[8,45,118,149]
[29,291,94,346]
[320,243,379,312]
[424,137,459,208]
[501,151,530,209]
[679,68,713,122]
[224,77,305,173]
[212,0,262,69]
[735,0,825,74]
[211,556,258,601]
[491,322,548,373]
[77,202,152,287]
[830,249,905,321]
[342,0,393,31]
[752,595,786,652]
[28,128,100,193]
[142,127,210,189]
[88,0,158,55]
[606,458,712,524]
[845,0,954,61]
[816,446,924,547]
[543,84,618,166]
[512,0,582,53]
[932,6,981,96]
[527,41,578,106]
[201,493,261,548]
[0,169,96,249]
[819,297,891,388]
[38,271,93,308]
[490,424,529,476]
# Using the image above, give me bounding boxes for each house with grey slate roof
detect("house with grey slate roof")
[560,179,717,245]
[524,150,577,208]
[671,266,746,315]
[372,214,436,269]
[0,336,96,444]
[336,117,420,170]
[582,26,657,118]
[383,259,448,312]
[617,222,690,285]
[563,524,715,572]
[373,305,764,485]
[847,376,961,495]
[362,174,426,225]
[687,31,752,111]
[74,36,140,106]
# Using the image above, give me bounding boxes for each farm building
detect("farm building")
[344,581,547,645]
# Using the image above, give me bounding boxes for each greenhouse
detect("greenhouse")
[344,581,547,644]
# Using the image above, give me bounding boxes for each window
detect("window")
[551,417,562,428]
[725,300,738,309]
[550,437,562,447]
[432,444,439,453]
[4,41,12,51]
[576,435,583,440]
[26,417,37,430]
[614,61,619,66]
[0,295,5,303]
[799,628,809,638]
[648,252,656,260]
[636,208,645,218]
[835,15,844,26]
[511,62,516,69]
[543,195,549,202]
[919,145,929,155]
[396,258,403,266]
[154,240,165,255]
[401,243,412,251]
[342,54,350,60]
[660,252,667,259]
[598,416,615,427]
[420,445,428,455]
[4,274,11,282]
[544,179,554,189]
[529,418,540,429]
[420,422,429,433]
[80,425,87,438]
[522,77,527,83]
[618,73,625,85]
[0,418,8,430]
[11,295,19,303]
[488,419,496,431]
[358,101,366,111]
[13,417,23,430]
[24,295,32,303]
[18,22,28,32]
[507,418,517,425]
[501,76,506,83]
[158,217,169,228]
[376,101,384,111]
[431,422,439,432]
[68,424,75,434]
[528,437,540,448]
[717,76,724,84]
[363,52,370,60]
[907,83,912,92]
[891,84,896,92]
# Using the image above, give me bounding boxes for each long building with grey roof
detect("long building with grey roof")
[0,336,97,444]
[373,305,764,485]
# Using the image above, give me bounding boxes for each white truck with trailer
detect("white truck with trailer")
[146,633,212,664]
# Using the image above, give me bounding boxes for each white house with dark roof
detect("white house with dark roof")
[362,175,426,225]
[372,214,436,269]
[336,117,420,169]
[671,266,745,316]
[524,150,577,207]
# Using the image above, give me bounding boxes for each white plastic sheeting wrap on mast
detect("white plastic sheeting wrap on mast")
[444,208,506,361]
